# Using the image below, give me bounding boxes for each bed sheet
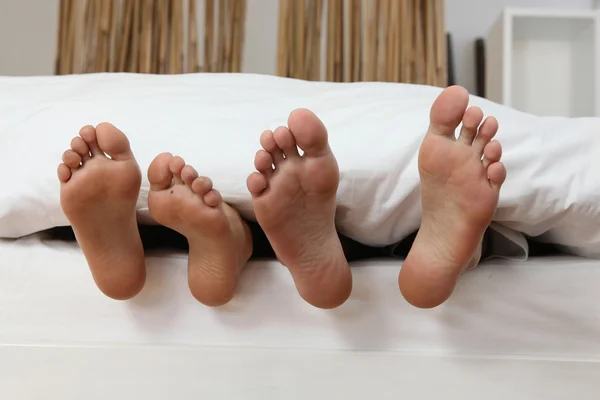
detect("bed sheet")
[1,234,599,361]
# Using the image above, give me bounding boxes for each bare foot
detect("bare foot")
[399,86,507,309]
[148,153,252,307]
[58,123,145,300]
[247,109,352,309]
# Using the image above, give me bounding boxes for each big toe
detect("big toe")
[95,122,134,161]
[287,108,330,157]
[429,86,470,137]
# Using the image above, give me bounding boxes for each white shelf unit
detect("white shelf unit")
[486,8,600,117]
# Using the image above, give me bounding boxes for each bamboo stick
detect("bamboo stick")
[344,0,353,82]
[150,0,160,73]
[388,0,398,82]
[108,0,121,72]
[231,0,246,73]
[424,0,436,85]
[96,0,113,72]
[414,0,425,84]
[402,0,412,82]
[97,0,106,71]
[177,0,184,73]
[128,0,141,72]
[288,0,297,78]
[230,0,238,72]
[239,0,248,72]
[362,0,370,81]
[60,0,73,74]
[117,0,133,72]
[169,0,183,73]
[71,0,88,74]
[305,0,322,81]
[169,0,176,73]
[313,0,323,81]
[138,0,153,73]
[332,0,338,81]
[295,0,306,79]
[91,0,100,72]
[325,0,335,81]
[65,0,75,74]
[217,0,226,72]
[352,0,361,82]
[434,0,447,87]
[204,0,215,72]
[334,0,344,82]
[142,0,154,73]
[83,0,96,73]
[276,0,289,76]
[224,0,235,72]
[188,0,199,73]
[92,0,101,72]
[378,0,390,81]
[304,0,315,79]
[56,0,66,74]
[158,0,168,73]
[365,0,380,81]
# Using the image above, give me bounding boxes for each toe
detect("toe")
[260,130,284,165]
[95,122,135,161]
[191,176,213,196]
[57,163,72,183]
[488,162,507,190]
[254,150,274,175]
[287,108,330,157]
[70,137,91,161]
[458,106,484,144]
[79,125,105,157]
[473,116,499,156]
[273,126,300,158]
[203,189,222,208]
[181,165,199,186]
[428,85,470,138]
[246,172,267,195]
[148,152,174,191]
[169,156,185,185]
[482,140,502,168]
[62,149,82,169]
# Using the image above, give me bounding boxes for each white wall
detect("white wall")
[445,0,595,92]
[0,0,596,94]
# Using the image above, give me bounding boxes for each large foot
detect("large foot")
[58,123,145,300]
[247,109,352,309]
[148,153,252,307]
[399,86,507,309]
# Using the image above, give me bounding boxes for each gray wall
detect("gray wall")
[445,0,595,92]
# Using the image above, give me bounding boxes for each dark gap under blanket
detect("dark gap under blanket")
[44,224,561,263]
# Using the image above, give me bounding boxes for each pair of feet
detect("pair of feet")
[58,86,506,309]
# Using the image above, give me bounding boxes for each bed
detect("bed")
[1,233,599,399]
[1,73,599,398]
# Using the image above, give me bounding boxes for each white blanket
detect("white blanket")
[0,73,598,257]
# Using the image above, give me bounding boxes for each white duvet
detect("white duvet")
[0,73,598,258]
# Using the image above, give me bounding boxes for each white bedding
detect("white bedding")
[2,234,599,358]
[1,73,600,258]
[2,235,600,399]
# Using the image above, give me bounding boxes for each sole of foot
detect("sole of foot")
[148,153,252,307]
[247,109,352,309]
[398,86,507,309]
[58,123,145,300]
